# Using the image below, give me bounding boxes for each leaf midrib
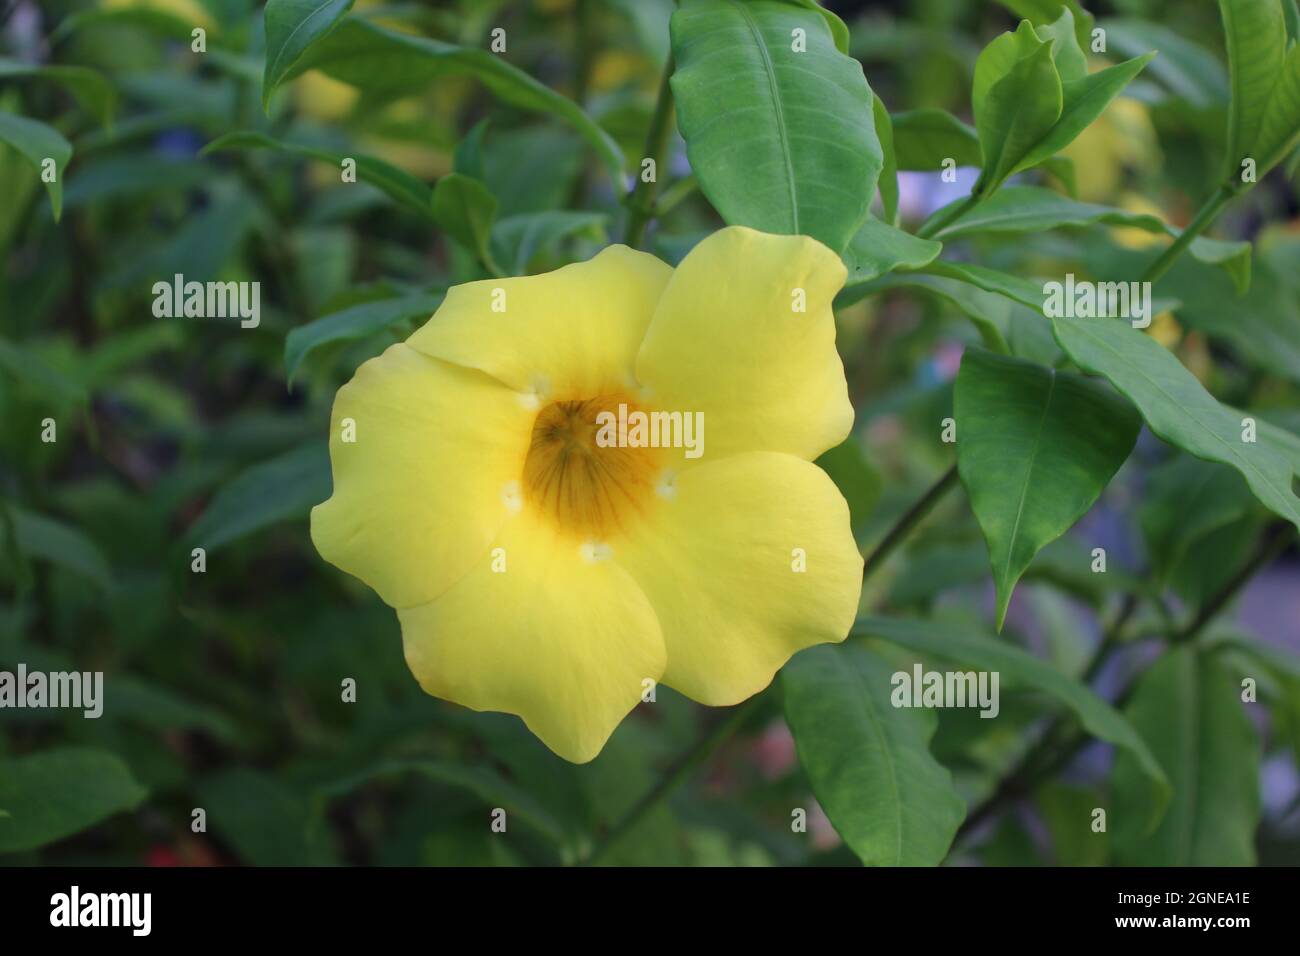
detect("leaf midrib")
[1001,368,1057,596]
[728,0,799,232]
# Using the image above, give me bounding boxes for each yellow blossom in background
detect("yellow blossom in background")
[1060,96,1159,203]
[311,227,863,762]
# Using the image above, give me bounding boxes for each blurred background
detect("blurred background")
[1,0,1298,866]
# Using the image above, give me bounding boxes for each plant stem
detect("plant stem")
[956,526,1290,847]
[580,696,760,866]
[954,593,1140,843]
[1139,184,1234,285]
[1172,524,1293,643]
[916,191,981,240]
[861,464,959,581]
[623,55,675,249]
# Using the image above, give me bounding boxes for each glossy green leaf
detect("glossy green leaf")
[0,111,71,221]
[0,748,147,852]
[1112,647,1260,865]
[284,292,443,384]
[262,0,356,111]
[1253,41,1300,175]
[955,348,1140,628]
[782,641,965,866]
[873,94,899,225]
[0,57,116,127]
[1051,316,1300,532]
[1013,52,1155,175]
[186,442,332,551]
[890,108,982,170]
[431,172,501,274]
[974,29,1062,191]
[856,615,1170,826]
[926,186,1251,292]
[202,131,432,219]
[669,0,882,252]
[841,216,942,288]
[1219,0,1286,175]
[282,17,624,177]
[1033,8,1088,83]
[925,186,1164,239]
[1139,454,1260,591]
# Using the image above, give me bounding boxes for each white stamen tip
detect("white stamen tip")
[580,541,613,563]
[501,481,523,514]
[656,470,678,500]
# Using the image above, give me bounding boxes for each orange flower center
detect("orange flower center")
[522,396,665,539]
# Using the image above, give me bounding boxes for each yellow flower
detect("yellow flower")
[311,227,863,762]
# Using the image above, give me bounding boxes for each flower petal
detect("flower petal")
[619,452,862,705]
[311,343,535,609]
[635,226,853,463]
[406,244,672,402]
[399,507,667,763]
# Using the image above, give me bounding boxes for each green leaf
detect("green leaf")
[842,270,1015,354]
[782,641,965,866]
[488,211,607,277]
[1219,0,1286,175]
[974,28,1062,192]
[430,172,501,274]
[105,676,239,743]
[1139,454,1260,591]
[0,337,87,406]
[197,769,336,865]
[815,438,883,536]
[1014,52,1155,175]
[186,442,331,551]
[282,17,624,177]
[261,0,356,111]
[889,108,982,170]
[841,216,942,288]
[856,615,1171,826]
[669,0,883,252]
[0,748,147,852]
[7,506,112,592]
[1253,40,1300,175]
[927,186,1251,293]
[973,20,1048,121]
[955,348,1140,629]
[925,186,1164,239]
[0,57,116,128]
[785,0,851,53]
[1034,8,1088,83]
[0,111,71,221]
[202,130,432,219]
[314,758,573,850]
[1102,19,1227,109]
[872,94,900,225]
[284,292,442,385]
[1051,316,1300,532]
[1112,647,1260,865]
